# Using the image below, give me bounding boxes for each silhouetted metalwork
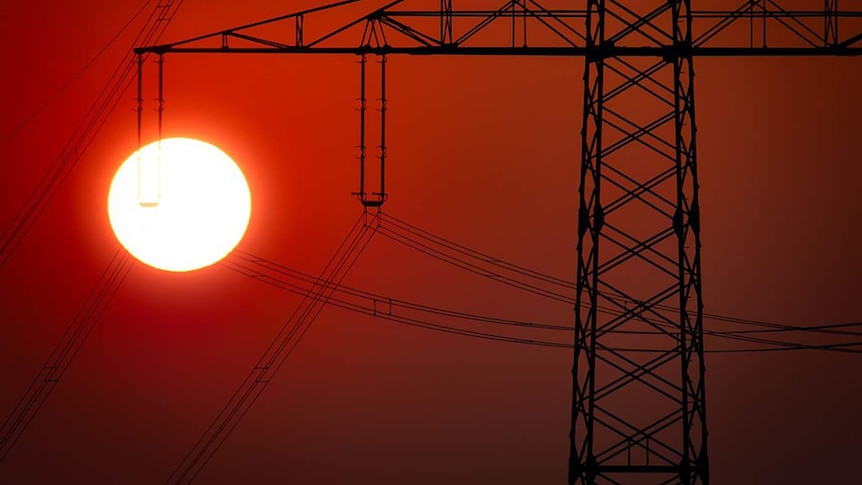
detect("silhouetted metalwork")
[133,1,862,484]
[572,3,710,482]
[134,0,862,56]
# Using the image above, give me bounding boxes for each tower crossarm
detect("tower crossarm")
[135,0,862,56]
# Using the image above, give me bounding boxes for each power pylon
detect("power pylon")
[135,1,861,483]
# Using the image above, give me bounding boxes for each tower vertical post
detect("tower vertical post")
[672,0,709,482]
[570,0,603,480]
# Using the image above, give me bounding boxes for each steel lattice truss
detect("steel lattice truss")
[137,0,862,56]
[572,3,706,483]
[135,1,861,484]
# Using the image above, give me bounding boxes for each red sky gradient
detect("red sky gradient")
[1,1,861,483]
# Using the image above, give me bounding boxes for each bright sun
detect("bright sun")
[108,137,251,272]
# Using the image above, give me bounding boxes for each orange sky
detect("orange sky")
[0,1,860,483]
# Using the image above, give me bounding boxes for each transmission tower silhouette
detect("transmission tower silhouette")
[130,0,857,483]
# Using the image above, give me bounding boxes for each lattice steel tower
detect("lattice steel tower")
[570,2,709,482]
[124,1,858,484]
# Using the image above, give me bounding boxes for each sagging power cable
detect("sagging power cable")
[0,250,133,464]
[166,211,377,485]
[0,0,185,269]
[224,245,862,355]
[375,212,862,353]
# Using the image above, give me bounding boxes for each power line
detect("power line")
[381,212,576,289]
[0,250,133,463]
[167,211,377,485]
[379,211,862,337]
[0,0,185,269]
[234,250,575,332]
[0,0,153,146]
[371,215,862,353]
[224,255,572,350]
[236,249,862,342]
[226,249,862,355]
[0,0,184,468]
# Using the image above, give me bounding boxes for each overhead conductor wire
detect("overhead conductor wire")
[0,0,185,268]
[167,211,378,485]
[0,0,153,146]
[225,248,862,355]
[0,250,133,463]
[376,212,862,345]
[0,0,185,466]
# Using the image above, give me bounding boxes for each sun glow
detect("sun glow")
[108,137,251,272]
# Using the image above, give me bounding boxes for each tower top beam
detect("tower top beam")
[135,45,862,56]
[135,0,862,57]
